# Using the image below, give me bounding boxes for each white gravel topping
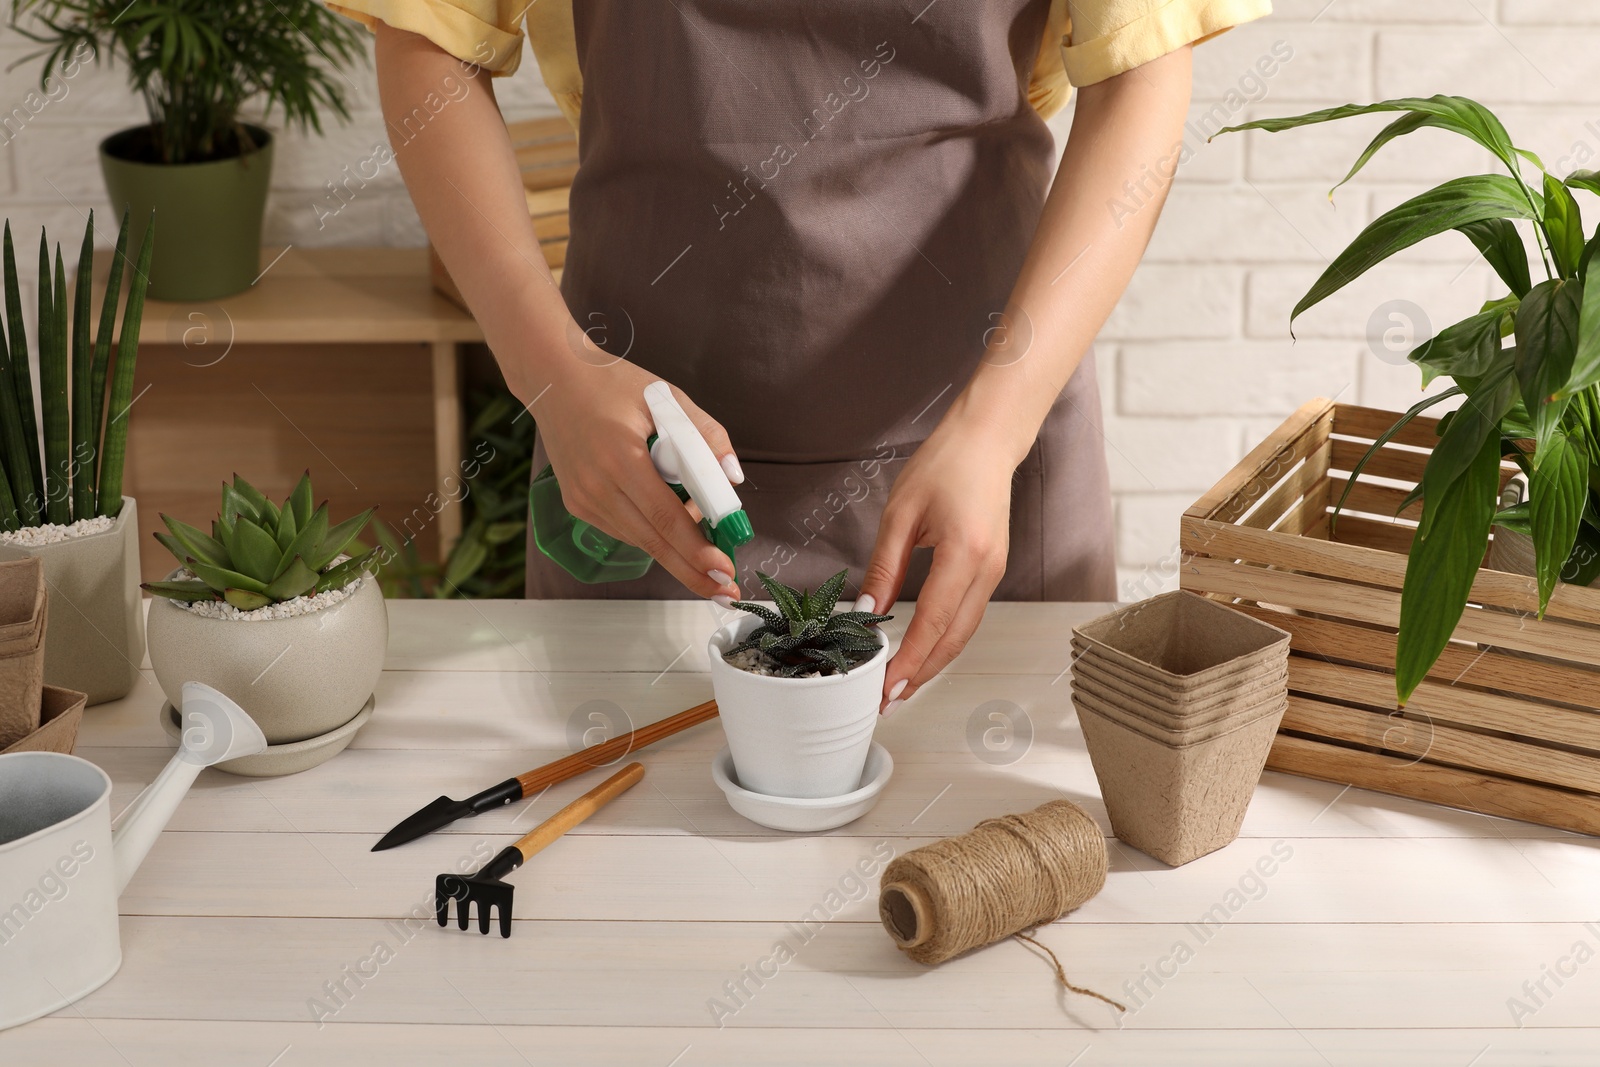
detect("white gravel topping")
[0,514,115,546]
[723,646,824,678]
[171,568,366,621]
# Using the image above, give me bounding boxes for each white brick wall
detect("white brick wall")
[0,5,1585,600]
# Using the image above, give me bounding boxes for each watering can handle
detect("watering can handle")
[110,683,268,894]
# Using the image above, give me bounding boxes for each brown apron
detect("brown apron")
[525,0,1115,602]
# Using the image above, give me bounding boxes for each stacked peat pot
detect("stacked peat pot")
[0,557,86,754]
[1071,591,1291,866]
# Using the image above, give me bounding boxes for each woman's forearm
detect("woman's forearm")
[373,23,572,404]
[947,46,1195,464]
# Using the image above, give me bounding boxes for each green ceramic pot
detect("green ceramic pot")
[98,124,274,301]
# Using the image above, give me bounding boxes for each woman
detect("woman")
[332,0,1269,713]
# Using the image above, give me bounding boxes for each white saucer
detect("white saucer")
[712,742,893,832]
[160,696,374,777]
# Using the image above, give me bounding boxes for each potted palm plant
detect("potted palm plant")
[0,211,152,705]
[1216,95,1600,704]
[9,0,365,300]
[709,569,893,799]
[143,472,384,746]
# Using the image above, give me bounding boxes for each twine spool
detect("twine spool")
[878,799,1122,1010]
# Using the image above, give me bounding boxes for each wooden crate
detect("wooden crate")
[1181,397,1600,835]
[428,116,577,307]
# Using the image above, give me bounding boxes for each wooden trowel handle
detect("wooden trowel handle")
[510,761,644,862]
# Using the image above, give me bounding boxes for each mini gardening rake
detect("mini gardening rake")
[436,761,644,938]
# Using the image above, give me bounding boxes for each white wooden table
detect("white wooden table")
[6,600,1599,1065]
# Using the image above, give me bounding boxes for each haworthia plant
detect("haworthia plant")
[0,210,153,533]
[145,472,377,611]
[726,569,893,677]
[1217,94,1600,704]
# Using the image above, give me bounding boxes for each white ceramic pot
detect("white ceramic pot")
[0,497,144,705]
[145,572,388,745]
[707,615,887,799]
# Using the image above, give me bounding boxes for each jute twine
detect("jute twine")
[878,799,1124,1011]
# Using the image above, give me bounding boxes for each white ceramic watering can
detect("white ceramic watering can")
[0,682,267,1029]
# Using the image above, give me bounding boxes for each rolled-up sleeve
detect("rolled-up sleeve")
[326,0,526,76]
[1062,0,1273,86]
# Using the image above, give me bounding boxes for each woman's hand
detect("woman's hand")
[528,352,745,603]
[857,408,1021,713]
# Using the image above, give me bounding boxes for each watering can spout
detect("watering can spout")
[110,682,268,894]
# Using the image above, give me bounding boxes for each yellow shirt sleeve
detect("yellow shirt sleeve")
[324,0,528,76]
[1058,0,1274,87]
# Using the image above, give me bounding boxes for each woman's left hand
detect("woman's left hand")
[857,410,1021,714]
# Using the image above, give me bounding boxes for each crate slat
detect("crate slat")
[1225,603,1600,709]
[1184,399,1600,835]
[1289,657,1600,750]
[1266,732,1600,835]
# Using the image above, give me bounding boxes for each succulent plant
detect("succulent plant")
[726,569,892,677]
[143,472,375,611]
[0,208,153,532]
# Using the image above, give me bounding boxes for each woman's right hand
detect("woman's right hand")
[526,351,745,603]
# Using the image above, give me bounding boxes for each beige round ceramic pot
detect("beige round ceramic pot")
[145,574,387,744]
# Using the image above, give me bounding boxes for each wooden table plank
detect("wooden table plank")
[7,598,1598,1064]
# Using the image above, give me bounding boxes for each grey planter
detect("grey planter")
[0,498,144,706]
[145,573,387,745]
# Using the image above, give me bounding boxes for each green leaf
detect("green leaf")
[442,529,488,588]
[189,560,270,596]
[1214,96,1528,186]
[484,519,524,545]
[826,610,894,626]
[220,479,258,526]
[1395,431,1502,704]
[1459,219,1532,298]
[274,502,329,580]
[1567,170,1600,197]
[1493,501,1533,536]
[226,515,284,583]
[141,579,217,602]
[1562,522,1600,586]
[1410,308,1506,387]
[286,470,313,528]
[161,514,230,568]
[308,507,374,571]
[223,588,272,611]
[1330,387,1464,535]
[315,548,377,594]
[87,211,128,515]
[1293,176,1542,325]
[757,571,804,622]
[1543,173,1586,278]
[264,556,319,601]
[231,474,272,517]
[1527,426,1588,612]
[1566,268,1600,399]
[800,647,852,674]
[274,500,298,553]
[69,214,94,521]
[94,213,153,518]
[1424,364,1518,499]
[1513,278,1582,452]
[730,601,783,626]
[810,569,849,620]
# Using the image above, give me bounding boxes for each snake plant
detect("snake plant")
[727,569,892,677]
[1217,95,1600,704]
[144,473,376,611]
[0,209,152,532]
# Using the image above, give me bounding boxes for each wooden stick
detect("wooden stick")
[514,699,719,795]
[510,762,645,862]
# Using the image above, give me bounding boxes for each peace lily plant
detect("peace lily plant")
[1217,96,1600,705]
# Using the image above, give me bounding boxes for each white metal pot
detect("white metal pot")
[0,683,267,1030]
[707,615,887,799]
[145,572,388,745]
